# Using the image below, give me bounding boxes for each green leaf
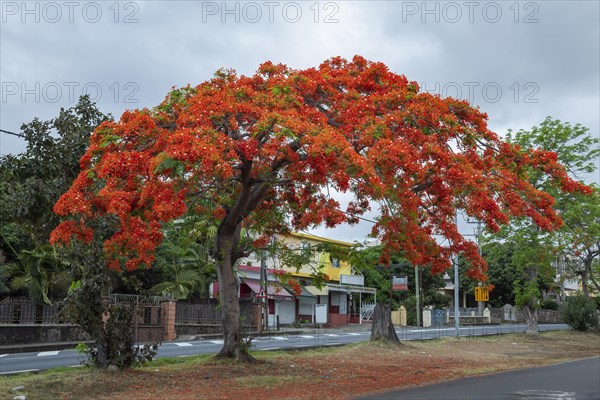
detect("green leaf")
[153,154,178,174]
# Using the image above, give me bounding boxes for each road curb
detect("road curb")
[0,341,94,354]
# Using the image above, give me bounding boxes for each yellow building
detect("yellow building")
[276,232,377,326]
[277,232,353,282]
[236,232,376,326]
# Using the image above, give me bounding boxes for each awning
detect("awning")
[299,286,316,298]
[305,285,329,296]
[240,278,293,300]
[326,283,377,294]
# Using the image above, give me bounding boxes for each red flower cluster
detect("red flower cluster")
[50,56,591,279]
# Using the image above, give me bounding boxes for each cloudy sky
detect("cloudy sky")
[1,0,599,242]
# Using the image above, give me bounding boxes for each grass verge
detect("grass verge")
[1,330,598,400]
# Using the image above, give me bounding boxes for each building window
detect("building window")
[331,257,340,268]
[301,242,310,257]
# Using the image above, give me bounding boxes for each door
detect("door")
[315,304,328,324]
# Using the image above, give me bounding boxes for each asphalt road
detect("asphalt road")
[0,323,569,375]
[356,356,600,400]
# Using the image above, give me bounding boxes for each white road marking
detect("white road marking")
[209,340,224,344]
[174,342,193,347]
[346,333,361,336]
[325,334,340,337]
[514,390,576,399]
[0,369,40,375]
[259,347,281,351]
[0,354,7,358]
[271,336,287,341]
[37,351,60,357]
[299,335,314,339]
[294,345,311,348]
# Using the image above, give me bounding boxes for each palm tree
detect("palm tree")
[6,244,71,304]
[152,217,217,300]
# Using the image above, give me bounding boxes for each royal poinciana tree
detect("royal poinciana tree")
[50,56,589,360]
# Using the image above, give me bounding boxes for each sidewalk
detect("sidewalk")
[1,323,376,354]
[174,322,374,342]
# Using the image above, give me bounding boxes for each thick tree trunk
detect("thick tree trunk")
[523,265,539,336]
[214,230,255,362]
[522,304,539,336]
[370,303,400,343]
[89,322,109,368]
[75,289,111,368]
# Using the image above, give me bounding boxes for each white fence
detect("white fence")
[360,302,376,320]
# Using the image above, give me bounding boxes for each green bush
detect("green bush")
[592,296,600,311]
[541,299,560,310]
[561,295,599,332]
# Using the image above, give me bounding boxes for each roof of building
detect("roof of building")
[287,232,355,248]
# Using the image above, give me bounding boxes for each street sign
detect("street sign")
[475,287,489,302]
[257,288,267,299]
[341,274,364,286]
[392,275,408,291]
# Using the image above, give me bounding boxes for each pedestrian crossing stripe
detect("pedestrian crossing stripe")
[37,351,59,357]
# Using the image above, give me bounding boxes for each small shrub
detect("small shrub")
[74,307,158,369]
[561,295,599,332]
[541,299,559,310]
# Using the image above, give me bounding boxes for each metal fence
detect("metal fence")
[110,294,164,306]
[0,297,64,324]
[110,294,166,344]
[176,303,221,325]
[176,301,258,328]
[0,295,166,344]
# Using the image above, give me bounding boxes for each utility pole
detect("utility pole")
[454,211,460,338]
[466,218,484,315]
[260,250,268,331]
[475,220,484,315]
[415,266,421,327]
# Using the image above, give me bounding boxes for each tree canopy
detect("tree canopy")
[494,117,599,297]
[481,117,598,334]
[0,96,111,301]
[50,56,590,358]
[51,57,587,276]
[1,96,111,245]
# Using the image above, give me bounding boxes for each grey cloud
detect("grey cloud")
[1,0,598,241]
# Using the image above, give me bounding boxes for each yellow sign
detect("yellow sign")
[475,287,489,302]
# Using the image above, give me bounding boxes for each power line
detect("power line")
[0,129,24,138]
[353,215,376,224]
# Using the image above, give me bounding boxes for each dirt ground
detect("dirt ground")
[2,330,599,400]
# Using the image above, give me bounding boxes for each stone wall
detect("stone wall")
[175,324,223,335]
[492,305,562,324]
[515,309,562,324]
[328,313,350,327]
[0,324,89,346]
[448,315,490,325]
